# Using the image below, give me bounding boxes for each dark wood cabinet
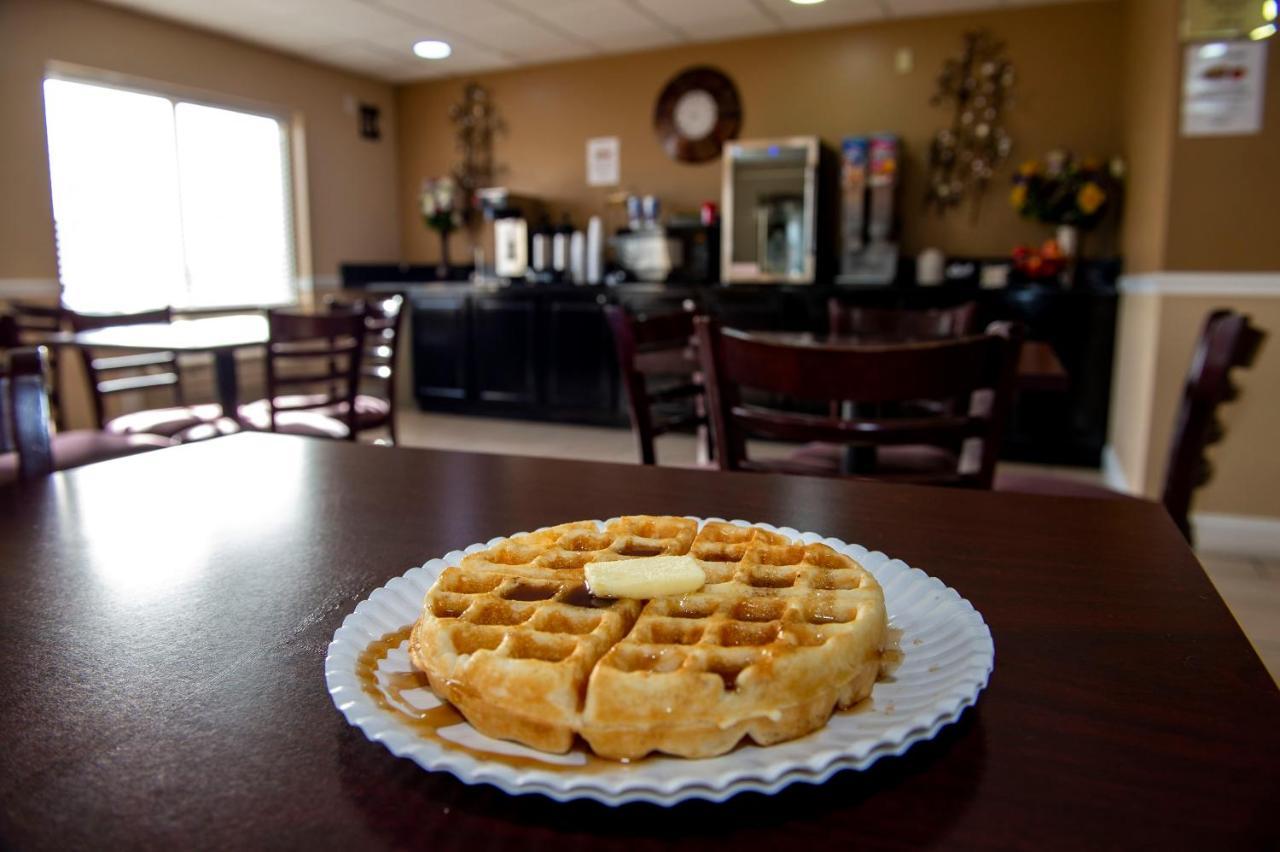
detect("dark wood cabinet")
[409,293,469,403]
[544,294,617,415]
[390,279,1117,466]
[471,296,539,406]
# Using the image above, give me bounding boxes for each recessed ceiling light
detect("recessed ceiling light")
[789,0,827,5]
[413,40,452,60]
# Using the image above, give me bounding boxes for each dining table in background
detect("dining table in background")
[48,313,269,421]
[0,433,1274,849]
[750,331,1071,394]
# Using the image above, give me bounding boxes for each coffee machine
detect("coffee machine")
[475,187,546,281]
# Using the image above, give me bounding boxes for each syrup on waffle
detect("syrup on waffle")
[409,516,886,760]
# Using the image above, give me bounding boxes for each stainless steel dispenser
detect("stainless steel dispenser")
[721,137,828,284]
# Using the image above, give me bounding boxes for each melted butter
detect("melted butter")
[356,626,620,774]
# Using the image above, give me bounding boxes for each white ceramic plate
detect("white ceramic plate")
[325,517,994,806]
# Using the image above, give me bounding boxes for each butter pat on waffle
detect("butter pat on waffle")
[408,516,886,760]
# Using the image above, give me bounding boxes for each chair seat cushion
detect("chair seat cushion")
[0,430,174,485]
[171,418,243,443]
[238,395,389,433]
[105,403,224,438]
[783,442,961,481]
[994,471,1131,501]
[236,400,352,439]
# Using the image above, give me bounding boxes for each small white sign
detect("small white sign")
[586,136,619,186]
[1182,40,1267,136]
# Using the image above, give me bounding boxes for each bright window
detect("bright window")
[43,76,296,313]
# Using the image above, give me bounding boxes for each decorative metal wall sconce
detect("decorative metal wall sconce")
[449,82,505,226]
[925,30,1015,220]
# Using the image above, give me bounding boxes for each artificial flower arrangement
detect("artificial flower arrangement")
[420,176,460,274]
[419,176,459,234]
[1009,150,1124,229]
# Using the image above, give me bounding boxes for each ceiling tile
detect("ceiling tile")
[633,0,779,41]
[514,0,677,45]
[90,0,1093,83]
[754,0,886,30]
[364,0,512,31]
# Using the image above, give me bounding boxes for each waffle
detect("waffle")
[409,516,886,760]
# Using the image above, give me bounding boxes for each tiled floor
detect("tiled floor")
[388,410,1280,686]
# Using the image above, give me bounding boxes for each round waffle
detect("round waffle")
[408,516,886,760]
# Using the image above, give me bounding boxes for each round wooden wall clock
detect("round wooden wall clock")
[653,66,742,163]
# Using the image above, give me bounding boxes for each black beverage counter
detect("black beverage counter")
[359,278,1117,467]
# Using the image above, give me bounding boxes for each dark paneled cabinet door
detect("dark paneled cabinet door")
[472,297,538,405]
[411,294,469,402]
[544,295,616,414]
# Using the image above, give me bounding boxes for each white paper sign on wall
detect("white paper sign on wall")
[586,136,620,186]
[1181,40,1268,136]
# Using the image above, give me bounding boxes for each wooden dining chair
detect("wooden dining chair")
[240,310,366,440]
[997,310,1266,542]
[828,300,978,339]
[68,308,227,440]
[695,316,1024,488]
[604,305,709,466]
[329,294,405,444]
[0,347,174,486]
[5,302,68,430]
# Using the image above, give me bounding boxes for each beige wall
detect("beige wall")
[0,0,401,289]
[1109,0,1280,523]
[397,1,1124,264]
[1108,290,1162,489]
[1118,0,1178,274]
[1164,37,1280,272]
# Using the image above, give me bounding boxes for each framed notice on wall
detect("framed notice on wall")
[1181,40,1268,136]
[586,137,620,187]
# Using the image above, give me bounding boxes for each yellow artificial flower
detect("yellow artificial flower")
[1077,182,1105,215]
[1018,160,1040,177]
[1010,183,1028,210]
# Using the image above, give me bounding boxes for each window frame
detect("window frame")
[42,61,310,313]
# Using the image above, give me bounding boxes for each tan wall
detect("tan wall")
[397,1,1124,264]
[1139,295,1279,517]
[1118,0,1178,274]
[0,0,400,287]
[1164,38,1280,272]
[1109,1,1280,525]
[1108,290,1162,489]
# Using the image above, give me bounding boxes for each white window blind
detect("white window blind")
[43,77,295,313]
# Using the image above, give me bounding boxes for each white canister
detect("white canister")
[569,231,586,284]
[917,247,945,286]
[531,234,548,272]
[586,216,604,285]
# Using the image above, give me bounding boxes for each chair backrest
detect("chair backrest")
[0,314,17,349]
[0,347,55,480]
[8,303,67,430]
[1161,310,1267,541]
[324,294,404,397]
[264,309,366,439]
[695,316,1023,488]
[604,305,706,466]
[828,300,978,340]
[68,307,180,429]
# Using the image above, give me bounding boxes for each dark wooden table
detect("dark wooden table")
[752,331,1070,393]
[0,434,1275,849]
[47,314,268,420]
